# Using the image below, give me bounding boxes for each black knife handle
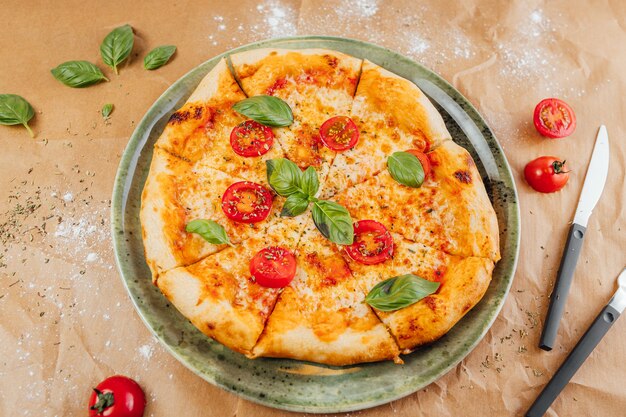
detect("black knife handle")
[540,223,587,351]
[526,304,620,417]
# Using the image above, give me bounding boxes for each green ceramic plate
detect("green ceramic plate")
[111,36,520,413]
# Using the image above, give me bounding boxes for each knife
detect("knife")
[527,268,626,417]
[539,125,610,351]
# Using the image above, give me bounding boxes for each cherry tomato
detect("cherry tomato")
[524,156,570,193]
[250,246,297,288]
[230,120,274,157]
[319,116,359,151]
[221,181,273,223]
[533,98,576,138]
[405,149,432,178]
[88,375,145,417]
[344,220,394,265]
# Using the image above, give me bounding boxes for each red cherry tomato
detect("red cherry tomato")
[250,246,297,288]
[230,120,274,157]
[533,98,576,138]
[319,116,359,151]
[524,156,570,193]
[405,149,432,178]
[344,220,394,265]
[221,181,273,223]
[88,375,145,417]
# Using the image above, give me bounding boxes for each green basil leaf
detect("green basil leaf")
[0,94,35,137]
[266,158,305,196]
[100,24,134,74]
[365,274,440,312]
[143,45,177,70]
[101,103,113,119]
[301,166,320,199]
[281,192,310,217]
[387,151,425,188]
[311,200,354,245]
[233,95,293,127]
[51,61,109,88]
[185,219,233,246]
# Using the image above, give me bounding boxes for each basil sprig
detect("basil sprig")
[185,219,233,246]
[0,94,35,137]
[387,151,425,188]
[101,103,113,119]
[100,24,134,75]
[311,200,353,245]
[266,158,353,244]
[365,274,440,312]
[233,95,293,127]
[144,45,177,70]
[51,61,109,88]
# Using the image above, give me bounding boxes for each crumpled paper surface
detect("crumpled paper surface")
[1,0,625,416]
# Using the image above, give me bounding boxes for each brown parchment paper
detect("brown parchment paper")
[1,0,625,416]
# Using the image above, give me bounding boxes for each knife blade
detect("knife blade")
[539,126,610,351]
[527,268,626,417]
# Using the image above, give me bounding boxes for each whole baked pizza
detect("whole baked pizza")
[140,48,500,366]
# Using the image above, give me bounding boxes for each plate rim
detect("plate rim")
[111,35,520,413]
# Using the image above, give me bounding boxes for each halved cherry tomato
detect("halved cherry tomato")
[405,149,432,178]
[230,120,274,157]
[250,246,297,288]
[345,220,394,265]
[533,98,576,138]
[524,156,570,193]
[221,181,272,223]
[319,116,359,151]
[88,375,146,417]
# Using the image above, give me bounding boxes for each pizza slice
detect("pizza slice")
[251,217,400,365]
[157,219,305,354]
[334,140,500,261]
[325,60,452,196]
[140,148,293,281]
[230,49,362,195]
[154,58,284,184]
[344,232,494,352]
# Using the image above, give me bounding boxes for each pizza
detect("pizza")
[140,48,500,366]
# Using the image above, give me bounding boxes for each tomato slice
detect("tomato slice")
[221,181,272,223]
[250,246,297,288]
[405,149,432,178]
[230,120,274,157]
[319,116,359,151]
[345,220,393,265]
[533,98,576,138]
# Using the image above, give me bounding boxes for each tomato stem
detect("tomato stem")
[90,388,115,414]
[552,160,571,174]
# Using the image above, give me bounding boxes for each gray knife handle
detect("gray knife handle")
[540,223,587,351]
[526,304,620,417]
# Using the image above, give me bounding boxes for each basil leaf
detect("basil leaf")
[365,274,440,312]
[0,94,35,137]
[185,219,233,246]
[51,61,109,88]
[144,45,176,70]
[311,200,354,245]
[100,24,134,74]
[387,151,425,188]
[101,103,113,119]
[266,158,305,196]
[233,95,293,127]
[281,192,310,217]
[301,166,320,199]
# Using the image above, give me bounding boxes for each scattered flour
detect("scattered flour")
[138,344,154,360]
[254,1,298,38]
[62,192,73,202]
